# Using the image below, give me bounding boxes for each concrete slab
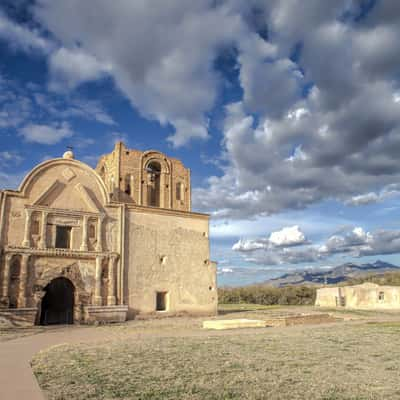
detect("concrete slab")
[203,318,266,330]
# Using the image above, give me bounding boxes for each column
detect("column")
[80,215,89,251]
[18,254,30,308]
[94,256,103,306]
[130,175,135,200]
[107,255,117,305]
[96,215,104,252]
[1,254,13,306]
[39,211,48,249]
[22,208,32,247]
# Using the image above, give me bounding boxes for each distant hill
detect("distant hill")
[266,260,400,287]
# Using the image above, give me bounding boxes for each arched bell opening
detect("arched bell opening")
[146,161,161,207]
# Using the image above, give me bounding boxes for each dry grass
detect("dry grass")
[31,307,400,400]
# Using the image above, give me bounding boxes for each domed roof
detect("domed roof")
[63,150,74,159]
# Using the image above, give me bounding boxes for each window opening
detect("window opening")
[55,226,72,249]
[176,182,183,201]
[156,291,167,311]
[146,162,161,207]
[32,220,40,235]
[88,224,96,239]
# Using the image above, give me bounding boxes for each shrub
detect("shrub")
[218,285,316,305]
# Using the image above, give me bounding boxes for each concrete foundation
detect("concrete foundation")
[84,305,128,324]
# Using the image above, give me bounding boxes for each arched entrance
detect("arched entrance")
[40,277,75,325]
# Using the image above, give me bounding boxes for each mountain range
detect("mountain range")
[265,260,400,287]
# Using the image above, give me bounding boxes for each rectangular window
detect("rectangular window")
[176,183,181,201]
[156,291,168,311]
[88,224,96,239]
[55,226,72,249]
[378,291,385,301]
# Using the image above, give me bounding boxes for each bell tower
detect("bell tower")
[96,142,191,211]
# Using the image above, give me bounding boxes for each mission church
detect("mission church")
[0,141,217,325]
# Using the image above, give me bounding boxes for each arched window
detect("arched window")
[146,161,161,207]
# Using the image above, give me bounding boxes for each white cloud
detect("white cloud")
[269,225,307,247]
[0,11,53,54]
[0,151,23,166]
[232,238,266,252]
[0,171,26,190]
[48,47,112,90]
[20,122,74,145]
[31,1,252,146]
[3,1,400,222]
[346,184,400,206]
[234,225,400,267]
[232,225,307,252]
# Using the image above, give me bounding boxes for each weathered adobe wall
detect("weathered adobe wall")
[315,287,340,308]
[343,285,400,309]
[316,285,400,309]
[124,208,217,317]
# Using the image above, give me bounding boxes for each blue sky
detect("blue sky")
[2,1,400,286]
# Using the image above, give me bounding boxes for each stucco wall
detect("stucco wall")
[124,208,217,317]
[316,283,400,310]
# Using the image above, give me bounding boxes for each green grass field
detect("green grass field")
[30,306,400,400]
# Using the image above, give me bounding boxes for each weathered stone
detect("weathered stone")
[203,319,266,330]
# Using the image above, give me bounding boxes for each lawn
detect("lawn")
[31,307,400,400]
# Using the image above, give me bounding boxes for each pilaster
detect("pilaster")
[18,254,30,307]
[22,208,33,247]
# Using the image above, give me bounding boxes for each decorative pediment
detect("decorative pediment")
[32,180,64,206]
[74,183,101,212]
[31,179,101,213]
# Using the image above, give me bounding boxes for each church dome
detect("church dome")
[63,150,74,159]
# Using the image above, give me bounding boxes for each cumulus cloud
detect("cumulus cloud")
[2,1,400,216]
[269,225,307,246]
[48,47,112,90]
[20,122,74,145]
[234,226,400,266]
[31,0,252,146]
[345,184,400,206]
[232,225,307,252]
[192,1,400,218]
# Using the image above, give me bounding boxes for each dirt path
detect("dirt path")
[0,325,114,400]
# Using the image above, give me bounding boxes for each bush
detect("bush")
[218,285,316,305]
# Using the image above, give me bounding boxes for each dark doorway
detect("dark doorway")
[40,277,75,325]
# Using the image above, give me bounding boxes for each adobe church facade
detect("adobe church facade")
[0,142,217,325]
